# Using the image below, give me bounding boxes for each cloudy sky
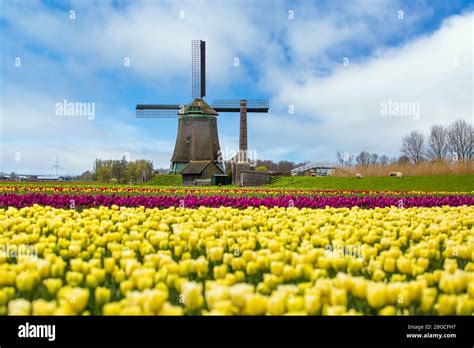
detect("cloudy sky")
[0,0,473,175]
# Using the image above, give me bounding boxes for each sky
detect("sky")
[0,0,473,175]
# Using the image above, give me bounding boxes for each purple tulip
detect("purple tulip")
[0,193,473,209]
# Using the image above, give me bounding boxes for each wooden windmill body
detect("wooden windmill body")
[170,98,222,173]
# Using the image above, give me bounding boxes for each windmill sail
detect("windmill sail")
[211,99,269,113]
[136,104,184,118]
[192,40,206,99]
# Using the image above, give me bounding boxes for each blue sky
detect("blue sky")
[1,0,473,175]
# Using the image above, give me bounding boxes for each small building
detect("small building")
[211,174,231,186]
[181,160,224,186]
[239,170,272,186]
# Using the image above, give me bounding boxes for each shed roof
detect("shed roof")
[181,160,213,175]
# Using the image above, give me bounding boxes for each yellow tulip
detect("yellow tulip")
[120,280,134,295]
[0,290,7,306]
[379,306,396,316]
[159,302,184,315]
[70,258,83,272]
[15,271,38,292]
[267,294,287,315]
[69,244,81,257]
[420,288,437,313]
[229,283,254,308]
[32,299,56,315]
[207,300,238,315]
[383,258,396,273]
[58,287,90,314]
[181,281,203,310]
[65,270,83,286]
[43,278,63,296]
[367,284,386,309]
[206,284,229,309]
[323,305,347,315]
[121,305,142,315]
[270,261,284,276]
[455,295,473,315]
[8,298,31,315]
[95,287,111,306]
[234,271,245,282]
[213,264,228,279]
[436,295,457,315]
[36,259,50,278]
[304,291,321,315]
[85,274,99,289]
[104,258,115,273]
[351,278,368,299]
[330,288,347,306]
[287,295,304,312]
[102,302,122,315]
[245,261,259,276]
[195,258,209,278]
[208,247,224,263]
[144,289,167,313]
[244,294,267,315]
[443,259,458,273]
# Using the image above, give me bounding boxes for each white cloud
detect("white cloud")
[0,0,266,88]
[254,11,473,161]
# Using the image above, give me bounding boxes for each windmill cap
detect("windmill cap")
[181,98,218,116]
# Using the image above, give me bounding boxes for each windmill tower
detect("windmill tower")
[51,157,62,177]
[136,40,269,180]
[170,98,222,173]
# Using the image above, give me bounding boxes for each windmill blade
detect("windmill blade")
[212,99,269,113]
[192,40,206,99]
[136,104,184,118]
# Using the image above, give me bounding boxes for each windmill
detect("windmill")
[136,40,269,178]
[51,157,62,177]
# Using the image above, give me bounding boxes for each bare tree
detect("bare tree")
[369,153,379,165]
[427,125,448,160]
[355,151,371,167]
[379,155,389,165]
[277,160,295,175]
[336,151,354,167]
[400,130,425,164]
[336,151,345,165]
[446,119,473,160]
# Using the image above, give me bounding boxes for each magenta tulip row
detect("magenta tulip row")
[1,193,473,209]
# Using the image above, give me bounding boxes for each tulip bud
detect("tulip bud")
[95,287,111,306]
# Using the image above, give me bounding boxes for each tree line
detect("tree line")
[337,119,473,167]
[78,156,154,183]
[400,119,472,164]
[336,151,397,167]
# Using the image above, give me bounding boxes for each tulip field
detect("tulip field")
[0,182,473,315]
